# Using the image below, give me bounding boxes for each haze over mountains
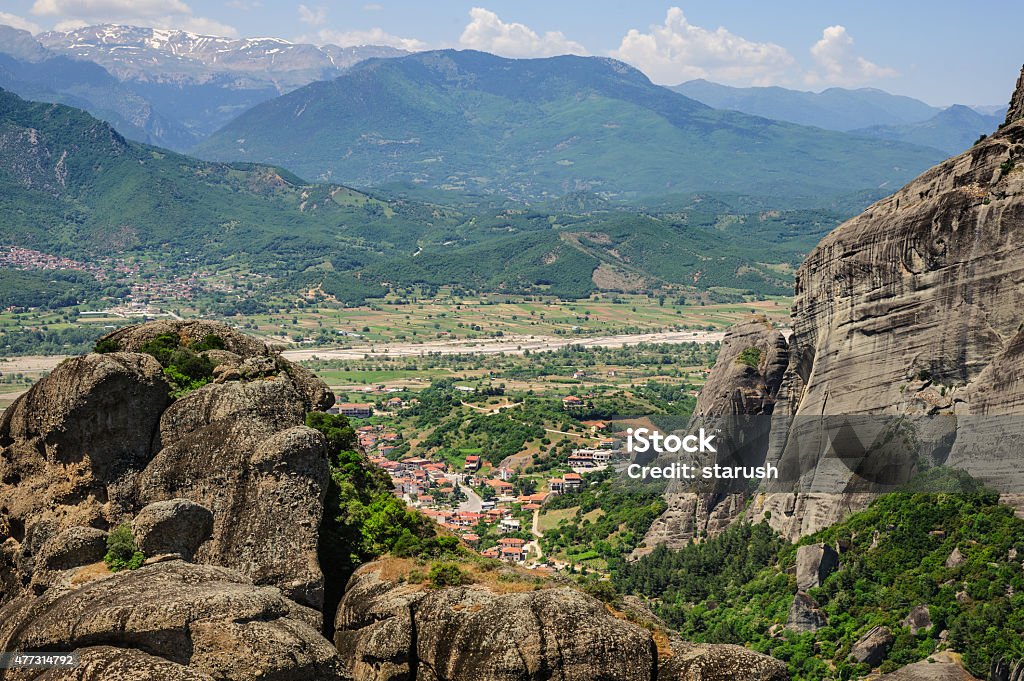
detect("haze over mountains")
[675,79,1007,155]
[0,21,1006,167]
[0,24,407,148]
[196,49,946,200]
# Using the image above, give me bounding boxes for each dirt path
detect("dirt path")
[281,329,731,362]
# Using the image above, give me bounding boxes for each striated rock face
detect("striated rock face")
[0,321,348,679]
[639,318,789,551]
[336,561,789,681]
[736,72,1024,540]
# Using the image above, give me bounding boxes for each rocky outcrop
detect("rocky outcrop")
[785,592,826,633]
[0,321,347,679]
[733,70,1024,540]
[336,561,789,681]
[131,499,213,561]
[794,543,839,591]
[902,605,932,635]
[639,318,788,551]
[850,625,894,668]
[1007,65,1024,126]
[883,652,982,680]
[0,561,349,680]
[661,639,788,681]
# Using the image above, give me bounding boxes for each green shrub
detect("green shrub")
[103,524,145,572]
[191,334,226,352]
[93,338,120,354]
[429,562,467,588]
[736,346,762,368]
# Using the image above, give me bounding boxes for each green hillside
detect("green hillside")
[0,89,841,304]
[616,472,1024,679]
[197,50,946,201]
[0,88,446,268]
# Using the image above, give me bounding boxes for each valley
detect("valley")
[0,11,1022,681]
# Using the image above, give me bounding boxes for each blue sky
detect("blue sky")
[2,1,1021,106]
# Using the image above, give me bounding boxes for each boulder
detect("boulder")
[946,547,966,569]
[795,543,839,591]
[37,526,108,571]
[138,419,330,609]
[883,651,982,680]
[132,499,213,561]
[0,353,171,535]
[0,560,351,681]
[849,625,894,668]
[336,562,658,681]
[785,592,827,633]
[661,639,789,680]
[902,605,932,635]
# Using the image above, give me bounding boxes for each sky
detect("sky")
[1,1,1021,106]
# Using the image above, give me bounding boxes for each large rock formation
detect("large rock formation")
[335,560,788,681]
[1007,66,1024,126]
[642,67,1024,547]
[0,321,348,679]
[794,543,839,591]
[639,317,788,550]
[748,65,1024,539]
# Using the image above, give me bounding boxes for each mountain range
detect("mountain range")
[0,88,845,303]
[0,24,406,148]
[196,49,946,201]
[675,79,1007,156]
[672,79,943,131]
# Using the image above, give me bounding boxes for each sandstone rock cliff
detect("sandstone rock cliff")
[747,67,1024,539]
[335,560,789,681]
[643,69,1024,547]
[639,317,788,550]
[0,321,349,679]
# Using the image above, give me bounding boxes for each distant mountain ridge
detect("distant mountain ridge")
[36,24,409,88]
[672,79,941,131]
[851,104,1004,155]
[0,23,408,147]
[197,49,947,201]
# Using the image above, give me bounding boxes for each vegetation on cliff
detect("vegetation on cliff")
[617,475,1024,679]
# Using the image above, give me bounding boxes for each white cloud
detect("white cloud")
[458,7,586,59]
[807,25,897,86]
[297,4,326,27]
[362,3,384,11]
[31,0,237,37]
[610,7,794,86]
[0,11,42,33]
[308,27,427,51]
